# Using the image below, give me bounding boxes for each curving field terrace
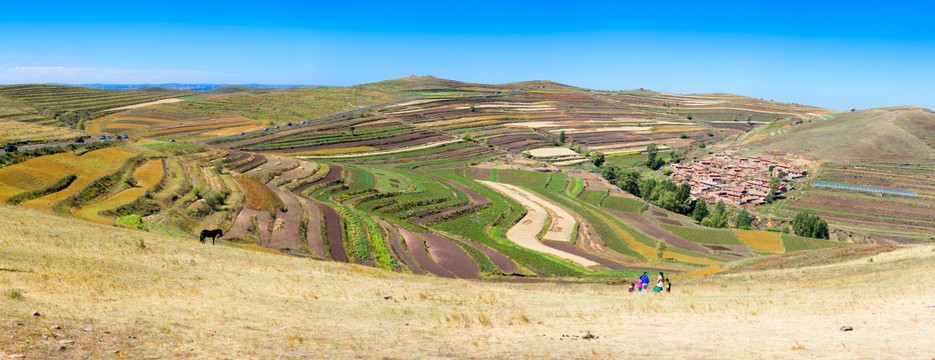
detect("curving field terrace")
[75,159,165,224]
[478,180,598,267]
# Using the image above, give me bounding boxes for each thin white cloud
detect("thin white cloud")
[4,66,241,83]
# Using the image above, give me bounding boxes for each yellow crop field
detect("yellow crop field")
[0,147,135,202]
[201,124,265,137]
[112,116,177,124]
[234,175,283,211]
[84,113,118,133]
[733,229,784,253]
[75,159,164,224]
[672,266,725,280]
[137,118,258,137]
[0,147,138,211]
[102,123,150,131]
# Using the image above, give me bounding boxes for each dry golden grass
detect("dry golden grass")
[0,120,81,145]
[1,204,932,359]
[75,159,165,224]
[734,229,785,253]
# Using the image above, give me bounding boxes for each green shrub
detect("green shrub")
[115,214,144,229]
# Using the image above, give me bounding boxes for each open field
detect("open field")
[1,205,933,358]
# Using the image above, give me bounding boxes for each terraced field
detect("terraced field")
[760,162,935,242]
[0,77,867,282]
[0,84,182,127]
[75,159,165,224]
[0,147,138,210]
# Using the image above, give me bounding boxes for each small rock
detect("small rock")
[50,325,62,330]
[59,339,75,345]
[11,354,26,359]
[82,327,92,332]
[840,326,854,332]
[15,322,23,326]
[383,295,392,300]
[128,335,137,339]
[32,311,40,317]
[583,332,598,340]
[112,350,120,354]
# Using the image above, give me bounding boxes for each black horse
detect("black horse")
[200,229,223,245]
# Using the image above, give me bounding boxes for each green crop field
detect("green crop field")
[661,225,743,245]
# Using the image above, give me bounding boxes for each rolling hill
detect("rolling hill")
[738,106,935,163]
[1,76,931,287]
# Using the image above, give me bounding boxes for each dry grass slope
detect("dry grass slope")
[0,205,932,358]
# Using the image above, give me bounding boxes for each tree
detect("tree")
[559,130,566,144]
[701,200,730,228]
[589,151,605,167]
[470,105,476,112]
[792,212,829,239]
[655,240,667,259]
[639,179,658,201]
[614,169,641,197]
[692,200,709,222]
[645,143,664,170]
[734,210,753,230]
[676,183,692,213]
[646,143,658,166]
[601,165,620,183]
[349,126,356,136]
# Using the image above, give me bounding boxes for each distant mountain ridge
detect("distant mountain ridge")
[48,83,310,91]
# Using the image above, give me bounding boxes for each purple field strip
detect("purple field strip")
[399,228,454,278]
[421,232,480,279]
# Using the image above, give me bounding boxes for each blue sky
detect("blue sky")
[2,1,934,110]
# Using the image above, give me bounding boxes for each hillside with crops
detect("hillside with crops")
[1,76,931,287]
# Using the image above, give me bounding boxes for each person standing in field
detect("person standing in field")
[654,272,665,293]
[636,278,643,292]
[665,278,672,293]
[640,272,650,292]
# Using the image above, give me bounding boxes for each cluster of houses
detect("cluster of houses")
[669,152,807,208]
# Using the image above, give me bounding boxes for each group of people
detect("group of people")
[629,271,670,293]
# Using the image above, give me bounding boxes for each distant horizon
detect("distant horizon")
[3,1,935,110]
[8,77,933,111]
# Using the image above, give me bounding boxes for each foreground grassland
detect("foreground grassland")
[1,205,932,359]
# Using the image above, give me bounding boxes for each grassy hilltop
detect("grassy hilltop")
[1,204,933,358]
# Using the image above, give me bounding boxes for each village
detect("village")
[669,151,807,208]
